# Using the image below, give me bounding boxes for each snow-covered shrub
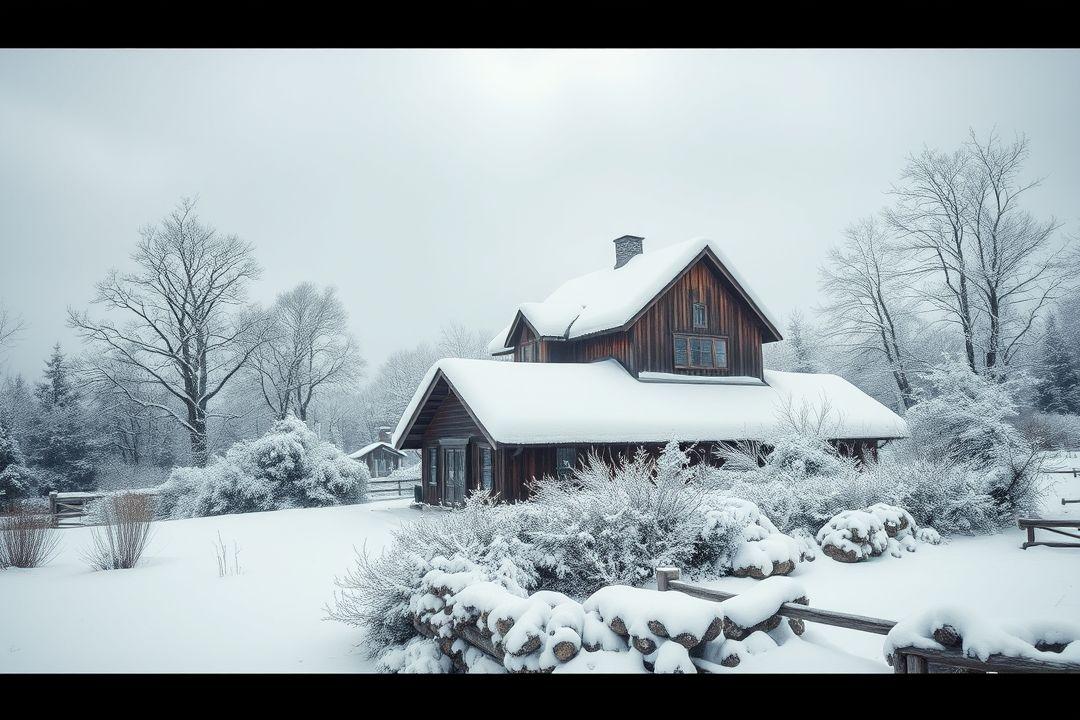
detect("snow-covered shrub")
[328,494,536,654]
[0,425,36,508]
[0,502,60,568]
[158,415,369,518]
[695,498,811,579]
[903,355,1029,470]
[816,510,889,562]
[82,491,156,571]
[1017,411,1080,451]
[375,636,453,673]
[521,441,717,595]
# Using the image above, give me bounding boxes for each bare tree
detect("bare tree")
[69,198,267,466]
[436,321,490,360]
[248,282,364,421]
[963,130,1067,373]
[819,216,920,409]
[887,146,980,372]
[0,301,24,354]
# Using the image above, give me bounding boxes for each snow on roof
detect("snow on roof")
[491,237,781,352]
[349,441,406,460]
[486,323,514,355]
[393,358,909,447]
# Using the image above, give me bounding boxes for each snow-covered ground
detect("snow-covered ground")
[1,470,1077,673]
[704,469,1080,671]
[0,498,416,672]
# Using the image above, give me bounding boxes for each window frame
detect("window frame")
[478,443,494,492]
[692,302,707,329]
[519,341,538,363]
[426,446,437,486]
[673,333,729,370]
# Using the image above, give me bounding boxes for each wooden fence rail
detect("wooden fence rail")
[657,567,1080,674]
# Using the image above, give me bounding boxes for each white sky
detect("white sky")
[1,49,1078,380]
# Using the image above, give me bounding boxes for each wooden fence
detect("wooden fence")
[367,476,415,499]
[656,567,1080,674]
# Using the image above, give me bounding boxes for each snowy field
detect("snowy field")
[1,471,1078,673]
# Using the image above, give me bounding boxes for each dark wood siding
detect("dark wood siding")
[522,256,767,379]
[625,259,765,379]
[421,390,485,504]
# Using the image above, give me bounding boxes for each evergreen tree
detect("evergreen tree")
[35,343,78,408]
[23,343,98,493]
[1034,314,1080,414]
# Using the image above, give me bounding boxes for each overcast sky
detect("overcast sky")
[1,49,1078,380]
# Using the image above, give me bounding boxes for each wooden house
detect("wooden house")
[350,427,407,478]
[394,235,909,506]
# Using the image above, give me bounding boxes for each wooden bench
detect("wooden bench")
[1018,518,1080,550]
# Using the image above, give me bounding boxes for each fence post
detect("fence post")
[655,566,680,592]
[48,491,58,528]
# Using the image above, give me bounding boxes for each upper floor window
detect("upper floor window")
[674,334,728,370]
[692,302,707,329]
[519,341,538,362]
[556,447,576,479]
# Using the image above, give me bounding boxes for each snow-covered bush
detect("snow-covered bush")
[158,415,369,519]
[521,441,717,595]
[330,441,809,662]
[329,494,536,653]
[816,509,890,562]
[0,425,36,508]
[1017,411,1080,451]
[696,498,812,579]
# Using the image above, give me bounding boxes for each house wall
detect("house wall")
[510,256,767,379]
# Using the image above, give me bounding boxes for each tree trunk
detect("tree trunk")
[187,403,209,467]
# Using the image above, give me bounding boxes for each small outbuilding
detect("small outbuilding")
[350,427,407,478]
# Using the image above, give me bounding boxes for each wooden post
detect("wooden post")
[48,491,58,528]
[1024,526,1035,549]
[893,650,907,673]
[655,566,680,592]
[906,654,929,673]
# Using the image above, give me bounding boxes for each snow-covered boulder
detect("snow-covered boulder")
[818,504,941,562]
[816,509,889,562]
[702,498,812,578]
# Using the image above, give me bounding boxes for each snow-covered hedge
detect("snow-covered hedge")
[158,415,369,518]
[329,441,810,659]
[380,552,810,673]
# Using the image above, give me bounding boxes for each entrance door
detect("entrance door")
[444,447,466,506]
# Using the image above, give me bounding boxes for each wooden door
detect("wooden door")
[444,447,466,506]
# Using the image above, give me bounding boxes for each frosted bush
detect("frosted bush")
[330,441,806,662]
[158,415,369,518]
[816,510,889,563]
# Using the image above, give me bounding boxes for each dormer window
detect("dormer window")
[692,302,707,329]
[674,334,728,370]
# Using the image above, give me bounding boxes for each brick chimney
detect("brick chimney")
[613,235,644,269]
[377,426,392,443]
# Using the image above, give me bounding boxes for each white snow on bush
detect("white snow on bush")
[702,498,810,578]
[376,636,452,673]
[816,509,889,562]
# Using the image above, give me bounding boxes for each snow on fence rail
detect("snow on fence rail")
[399,563,1079,674]
[658,567,1080,674]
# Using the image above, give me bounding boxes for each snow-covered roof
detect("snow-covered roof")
[394,358,909,447]
[490,237,782,352]
[349,441,406,460]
